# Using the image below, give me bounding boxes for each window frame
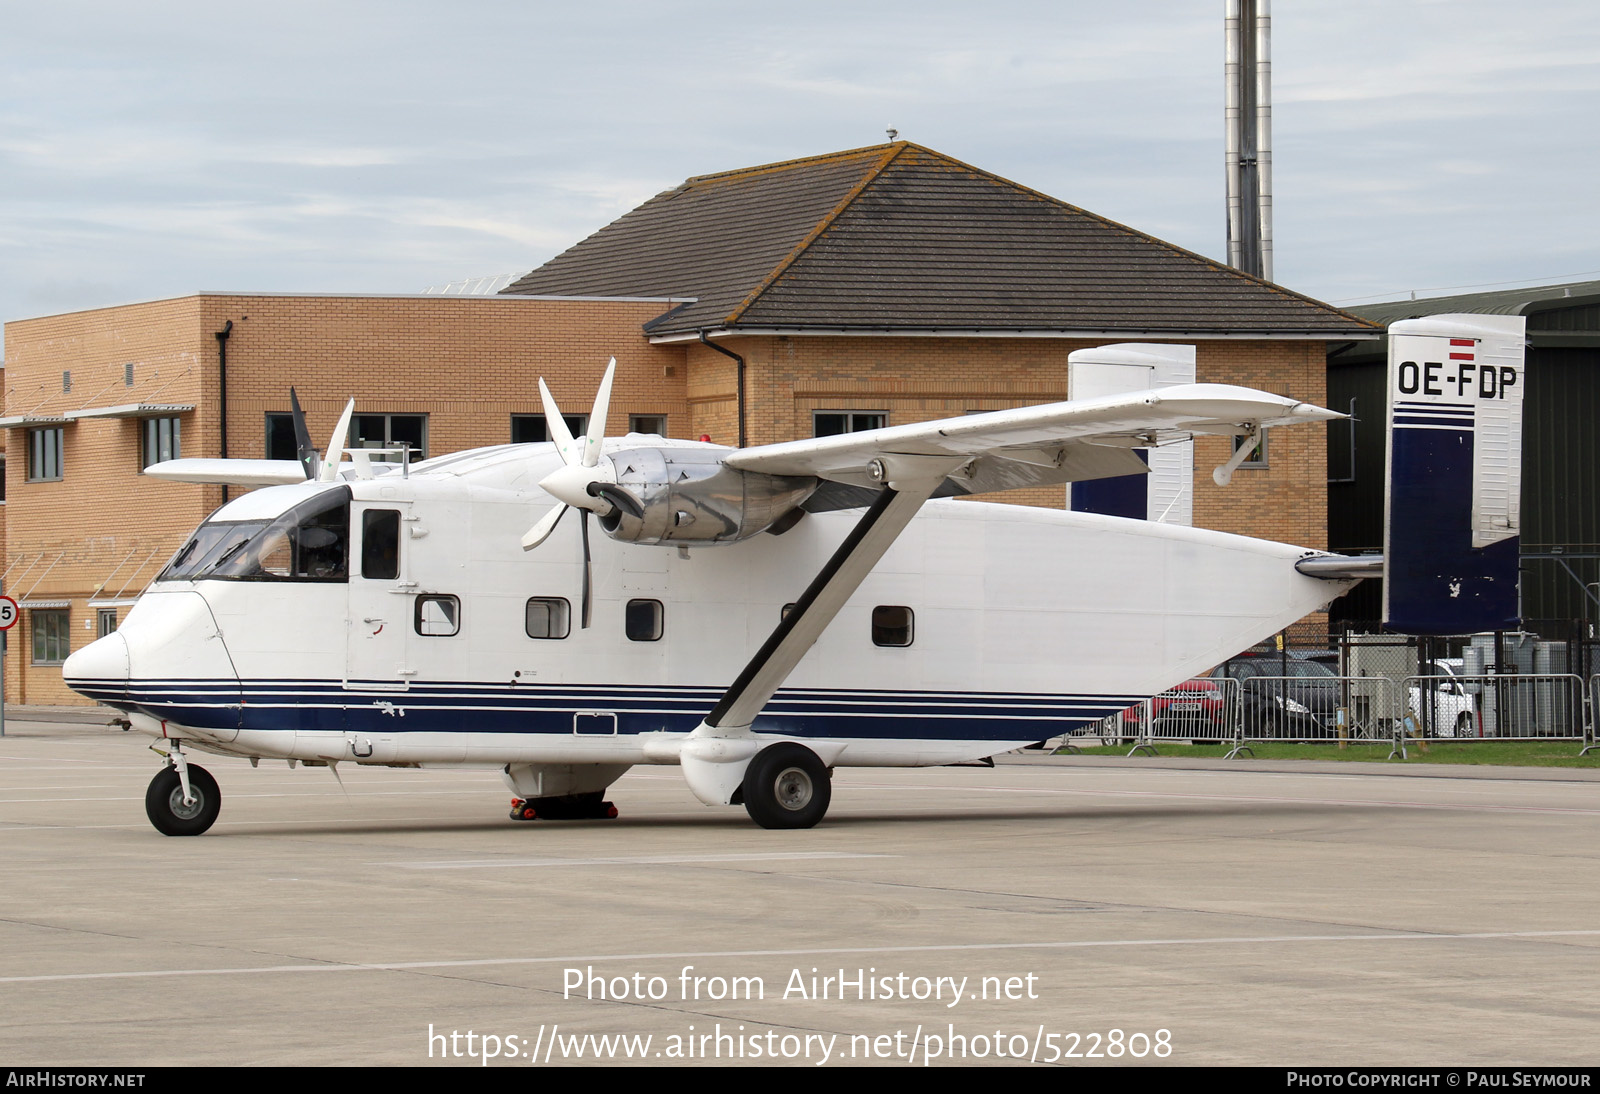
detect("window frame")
[812,411,886,438]
[414,594,461,637]
[1232,432,1268,470]
[360,509,402,580]
[628,414,667,437]
[525,597,572,640]
[624,598,663,642]
[511,413,588,445]
[27,427,64,482]
[871,605,915,648]
[140,416,182,470]
[351,413,428,462]
[31,609,70,665]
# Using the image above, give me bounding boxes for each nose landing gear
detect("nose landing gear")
[145,747,221,836]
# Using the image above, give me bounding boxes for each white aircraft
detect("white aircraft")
[64,321,1520,837]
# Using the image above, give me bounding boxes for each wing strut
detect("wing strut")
[679,456,959,806]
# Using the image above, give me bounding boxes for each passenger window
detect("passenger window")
[361,510,401,579]
[872,605,913,647]
[625,599,663,642]
[415,595,460,636]
[526,598,571,639]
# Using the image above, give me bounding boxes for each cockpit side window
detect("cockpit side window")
[159,487,351,583]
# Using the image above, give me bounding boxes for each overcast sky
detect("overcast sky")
[4,0,1598,343]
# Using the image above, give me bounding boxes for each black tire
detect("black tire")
[741,743,831,829]
[145,765,221,836]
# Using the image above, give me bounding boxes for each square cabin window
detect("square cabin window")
[625,599,663,642]
[872,605,914,647]
[414,594,460,636]
[525,597,571,639]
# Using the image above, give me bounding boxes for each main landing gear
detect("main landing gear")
[740,743,831,830]
[509,793,619,821]
[145,759,221,837]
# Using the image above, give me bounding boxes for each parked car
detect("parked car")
[1204,651,1343,739]
[1409,659,1478,738]
[1119,677,1231,743]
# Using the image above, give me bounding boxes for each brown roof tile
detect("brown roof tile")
[502,143,1376,338]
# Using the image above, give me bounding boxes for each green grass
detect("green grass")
[1054,739,1600,768]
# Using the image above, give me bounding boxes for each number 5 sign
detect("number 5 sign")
[0,595,17,630]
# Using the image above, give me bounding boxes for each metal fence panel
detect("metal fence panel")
[1233,675,1402,745]
[1402,673,1586,740]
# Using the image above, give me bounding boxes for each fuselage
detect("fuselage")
[64,439,1354,769]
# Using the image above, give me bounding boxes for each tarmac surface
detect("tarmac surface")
[2,714,1598,1068]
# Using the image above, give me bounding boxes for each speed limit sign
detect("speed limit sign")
[0,595,17,630]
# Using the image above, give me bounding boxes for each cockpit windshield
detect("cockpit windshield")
[158,486,350,583]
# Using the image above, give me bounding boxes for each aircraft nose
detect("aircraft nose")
[62,631,130,704]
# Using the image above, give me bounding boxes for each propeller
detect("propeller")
[520,358,645,628]
[288,389,357,483]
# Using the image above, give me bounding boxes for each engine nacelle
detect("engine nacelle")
[598,448,817,545]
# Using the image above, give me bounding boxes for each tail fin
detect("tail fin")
[1383,313,1525,634]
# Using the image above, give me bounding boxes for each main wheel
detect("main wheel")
[741,744,831,830]
[145,764,221,836]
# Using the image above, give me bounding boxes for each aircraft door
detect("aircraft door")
[346,503,414,696]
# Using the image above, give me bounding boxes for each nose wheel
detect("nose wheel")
[145,763,221,836]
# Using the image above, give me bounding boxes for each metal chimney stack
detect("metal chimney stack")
[1225,0,1273,282]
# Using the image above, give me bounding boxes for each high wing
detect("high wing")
[726,383,1341,494]
[143,458,306,486]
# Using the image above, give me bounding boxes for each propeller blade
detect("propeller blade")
[539,378,579,466]
[587,481,644,520]
[520,504,568,551]
[289,387,319,480]
[581,357,617,469]
[580,509,593,629]
[319,399,356,482]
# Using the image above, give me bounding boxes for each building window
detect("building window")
[813,411,885,437]
[353,414,427,462]
[512,414,587,444]
[625,599,663,642]
[628,414,667,437]
[32,610,70,665]
[27,428,63,481]
[415,594,460,636]
[141,417,182,468]
[265,413,296,461]
[525,598,571,639]
[97,609,118,638]
[1233,433,1267,469]
[872,605,914,647]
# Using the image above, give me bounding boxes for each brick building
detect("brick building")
[3,142,1376,704]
